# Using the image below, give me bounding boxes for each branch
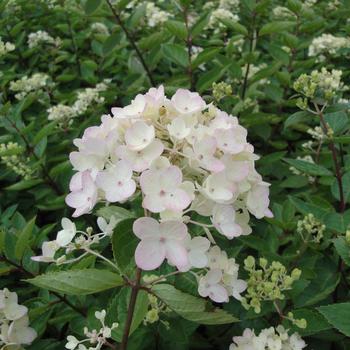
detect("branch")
[120,267,142,350]
[105,0,156,87]
[314,103,346,213]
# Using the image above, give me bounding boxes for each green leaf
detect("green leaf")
[152,284,238,324]
[108,288,149,341]
[191,12,210,37]
[288,196,329,219]
[84,0,101,14]
[5,179,43,191]
[33,122,57,145]
[333,237,350,266]
[284,111,311,129]
[284,158,332,176]
[165,20,187,40]
[15,216,36,260]
[96,206,135,221]
[27,269,123,295]
[162,43,188,67]
[112,218,138,272]
[192,48,221,68]
[196,65,228,93]
[219,19,248,35]
[324,210,350,233]
[103,31,121,55]
[317,303,350,337]
[331,172,350,203]
[259,21,296,36]
[289,308,331,335]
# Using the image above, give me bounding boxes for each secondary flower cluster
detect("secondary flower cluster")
[308,33,350,62]
[47,80,110,125]
[229,326,306,350]
[0,37,15,57]
[9,73,53,100]
[65,310,118,350]
[0,288,37,348]
[297,213,325,244]
[27,30,61,49]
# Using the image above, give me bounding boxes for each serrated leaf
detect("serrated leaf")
[259,21,296,36]
[284,111,311,129]
[324,210,350,233]
[284,158,332,176]
[15,216,36,260]
[165,20,187,40]
[192,47,221,68]
[152,284,238,324]
[333,237,350,266]
[27,269,123,295]
[162,43,188,67]
[317,303,350,337]
[5,179,43,191]
[84,0,101,14]
[33,122,57,145]
[96,206,135,221]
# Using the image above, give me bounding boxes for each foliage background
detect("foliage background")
[0,0,350,349]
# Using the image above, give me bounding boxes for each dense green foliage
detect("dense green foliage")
[0,0,350,349]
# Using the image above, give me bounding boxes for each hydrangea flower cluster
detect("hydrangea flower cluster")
[241,256,301,313]
[308,33,350,62]
[9,73,53,100]
[0,37,15,57]
[63,86,272,303]
[47,80,110,125]
[27,30,61,49]
[229,326,306,350]
[65,310,118,350]
[206,0,240,31]
[0,288,37,349]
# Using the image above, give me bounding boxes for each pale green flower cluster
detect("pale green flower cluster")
[9,73,53,100]
[0,142,33,180]
[241,256,301,313]
[0,37,15,57]
[212,81,232,101]
[294,68,347,107]
[91,22,110,35]
[144,2,170,27]
[272,6,295,19]
[297,213,326,243]
[207,0,240,31]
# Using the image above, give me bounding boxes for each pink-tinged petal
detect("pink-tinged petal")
[106,179,136,202]
[160,221,188,240]
[189,250,208,268]
[206,269,223,284]
[164,189,191,212]
[140,169,159,194]
[72,206,89,218]
[65,192,86,208]
[133,217,159,239]
[69,172,83,191]
[135,240,165,270]
[208,285,229,303]
[264,208,274,218]
[191,236,211,252]
[165,241,188,269]
[163,166,182,187]
[205,157,225,173]
[142,194,166,213]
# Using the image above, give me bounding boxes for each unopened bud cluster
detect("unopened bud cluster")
[297,213,325,243]
[27,30,61,49]
[143,289,170,326]
[212,82,232,101]
[241,256,301,313]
